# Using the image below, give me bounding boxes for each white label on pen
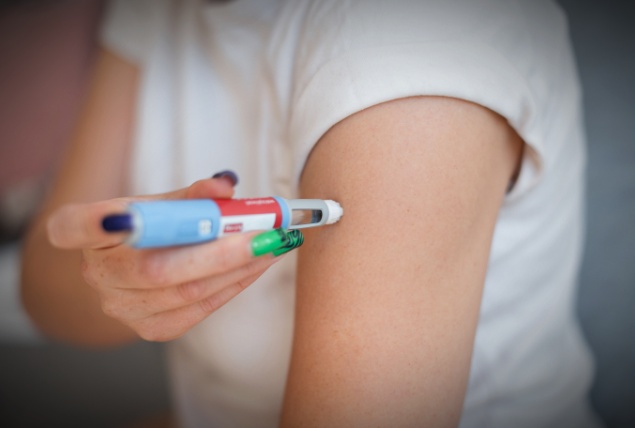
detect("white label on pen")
[218,213,277,237]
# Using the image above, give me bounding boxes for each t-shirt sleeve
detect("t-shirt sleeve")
[288,0,573,200]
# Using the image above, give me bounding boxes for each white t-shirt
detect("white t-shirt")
[101,1,602,426]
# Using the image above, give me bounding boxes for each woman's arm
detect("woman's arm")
[21,48,293,347]
[21,48,140,346]
[281,96,523,426]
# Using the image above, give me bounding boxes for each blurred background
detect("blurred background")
[0,0,633,426]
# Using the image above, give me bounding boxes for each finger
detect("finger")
[48,175,237,250]
[167,174,237,200]
[129,270,265,342]
[47,200,130,249]
[130,229,301,289]
[102,254,280,321]
[110,176,236,203]
[210,169,239,188]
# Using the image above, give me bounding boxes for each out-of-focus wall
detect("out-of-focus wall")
[0,0,100,235]
[557,1,635,427]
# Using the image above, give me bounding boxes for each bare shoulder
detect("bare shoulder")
[281,96,522,426]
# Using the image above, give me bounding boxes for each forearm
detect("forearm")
[21,220,138,346]
[20,48,140,346]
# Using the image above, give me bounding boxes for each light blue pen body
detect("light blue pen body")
[104,197,343,249]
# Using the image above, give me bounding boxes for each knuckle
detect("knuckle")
[198,294,223,314]
[243,259,267,278]
[135,323,176,343]
[136,328,162,342]
[133,321,162,342]
[177,280,203,303]
[100,298,120,319]
[99,289,128,320]
[80,257,99,289]
[235,277,253,291]
[138,253,169,286]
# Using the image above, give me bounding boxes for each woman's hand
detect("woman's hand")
[46,175,302,342]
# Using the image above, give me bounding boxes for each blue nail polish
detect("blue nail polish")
[102,214,133,232]
[212,170,239,186]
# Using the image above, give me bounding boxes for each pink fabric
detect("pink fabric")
[0,0,103,196]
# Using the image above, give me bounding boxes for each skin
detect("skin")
[281,97,522,426]
[22,48,522,424]
[21,49,285,346]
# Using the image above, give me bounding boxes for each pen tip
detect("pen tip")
[102,214,133,233]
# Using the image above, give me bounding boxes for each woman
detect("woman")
[22,0,602,426]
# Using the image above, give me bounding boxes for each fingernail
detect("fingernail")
[102,214,133,232]
[212,170,239,186]
[251,228,295,257]
[272,229,304,256]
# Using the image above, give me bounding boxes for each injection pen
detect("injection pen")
[102,197,343,248]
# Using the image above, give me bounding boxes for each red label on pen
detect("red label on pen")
[216,198,283,228]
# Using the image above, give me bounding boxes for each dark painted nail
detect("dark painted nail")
[212,170,239,186]
[102,214,133,233]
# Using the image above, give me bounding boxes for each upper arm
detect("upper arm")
[281,96,522,426]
